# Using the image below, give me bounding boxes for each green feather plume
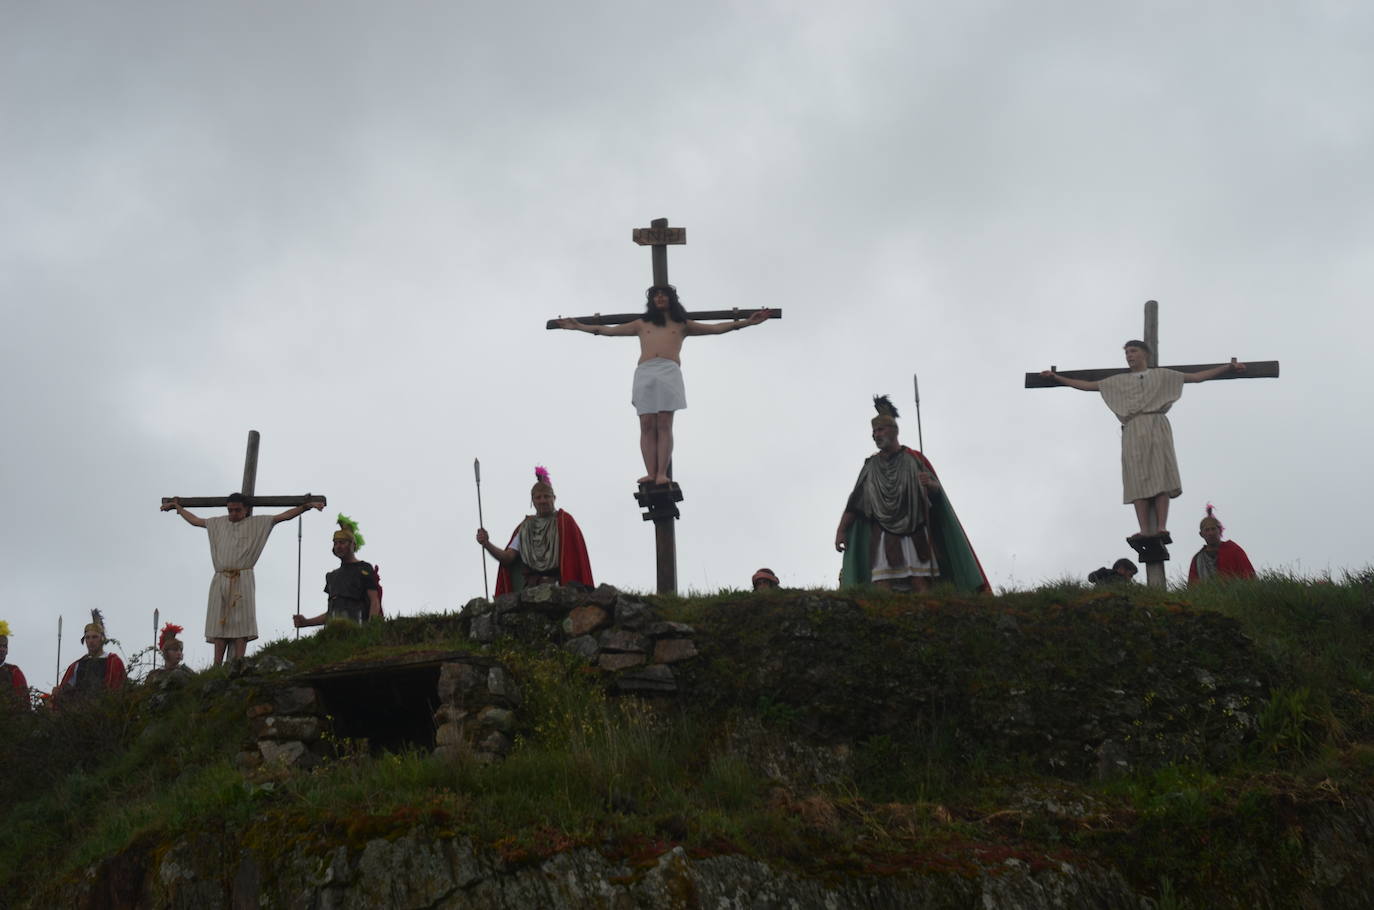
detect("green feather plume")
[336,513,365,550]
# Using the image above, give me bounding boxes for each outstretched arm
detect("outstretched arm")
[293,612,327,628]
[685,308,774,336]
[555,317,641,337]
[160,498,207,528]
[273,500,325,525]
[1182,358,1246,383]
[1039,369,1100,391]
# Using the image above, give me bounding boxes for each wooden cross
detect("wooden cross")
[546,217,783,594]
[160,430,326,514]
[1024,300,1279,589]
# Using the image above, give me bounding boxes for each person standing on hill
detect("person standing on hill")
[1188,505,1256,585]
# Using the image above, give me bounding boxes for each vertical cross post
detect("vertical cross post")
[241,430,261,515]
[631,216,688,594]
[1140,301,1165,588]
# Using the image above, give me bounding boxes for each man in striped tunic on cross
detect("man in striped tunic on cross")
[1040,340,1245,543]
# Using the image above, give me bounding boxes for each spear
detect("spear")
[152,608,159,672]
[54,615,62,690]
[295,513,303,639]
[475,458,490,599]
[912,373,925,451]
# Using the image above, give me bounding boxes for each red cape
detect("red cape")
[3,664,27,704]
[494,509,594,596]
[59,653,127,695]
[1188,539,1256,584]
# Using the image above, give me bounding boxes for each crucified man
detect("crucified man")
[556,285,773,485]
[1040,339,1245,542]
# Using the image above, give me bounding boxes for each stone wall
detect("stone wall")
[461,583,698,696]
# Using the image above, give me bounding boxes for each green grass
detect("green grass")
[4,574,1374,906]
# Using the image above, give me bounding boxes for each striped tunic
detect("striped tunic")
[1099,368,1185,503]
[204,515,275,641]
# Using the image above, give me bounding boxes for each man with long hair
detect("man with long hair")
[557,285,772,486]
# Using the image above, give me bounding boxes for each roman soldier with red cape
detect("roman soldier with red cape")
[478,466,594,596]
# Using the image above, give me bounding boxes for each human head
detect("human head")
[751,568,780,590]
[332,514,364,562]
[332,534,356,560]
[531,466,557,517]
[1123,340,1151,371]
[642,285,687,326]
[870,397,900,451]
[870,395,901,453]
[226,493,249,522]
[0,621,9,664]
[1112,558,1138,580]
[158,622,184,670]
[82,610,106,655]
[1199,505,1225,547]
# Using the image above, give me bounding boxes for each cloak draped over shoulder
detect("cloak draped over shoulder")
[840,447,989,593]
[494,510,594,596]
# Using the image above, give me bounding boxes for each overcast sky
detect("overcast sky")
[4,1,1371,684]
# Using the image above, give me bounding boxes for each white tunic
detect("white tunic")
[1099,368,1185,503]
[204,515,275,641]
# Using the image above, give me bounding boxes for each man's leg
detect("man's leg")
[638,413,657,484]
[212,639,227,666]
[232,638,248,660]
[653,411,674,485]
[1152,493,1171,535]
[1131,499,1153,536]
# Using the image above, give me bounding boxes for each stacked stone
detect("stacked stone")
[239,684,325,771]
[461,584,698,695]
[433,659,522,763]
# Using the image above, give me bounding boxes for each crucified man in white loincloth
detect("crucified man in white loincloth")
[556,285,773,486]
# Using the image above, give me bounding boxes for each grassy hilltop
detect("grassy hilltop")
[3,573,1374,908]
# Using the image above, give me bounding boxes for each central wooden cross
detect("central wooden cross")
[543,218,782,594]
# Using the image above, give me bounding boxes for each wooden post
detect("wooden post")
[635,218,682,594]
[241,430,260,515]
[1140,303,1165,587]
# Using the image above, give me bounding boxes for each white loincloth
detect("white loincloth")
[631,358,687,415]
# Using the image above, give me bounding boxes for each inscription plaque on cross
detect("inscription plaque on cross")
[1024,300,1279,589]
[159,430,326,514]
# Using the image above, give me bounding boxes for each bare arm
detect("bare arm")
[368,589,382,618]
[272,500,325,525]
[555,316,641,337]
[1039,369,1100,392]
[293,612,327,628]
[835,510,857,552]
[685,308,774,336]
[160,498,207,528]
[1182,359,1245,383]
[476,528,516,565]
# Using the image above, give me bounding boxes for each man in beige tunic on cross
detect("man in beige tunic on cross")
[163,493,322,664]
[1040,340,1244,542]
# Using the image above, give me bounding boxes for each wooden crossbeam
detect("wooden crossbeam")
[1024,360,1279,388]
[545,308,781,330]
